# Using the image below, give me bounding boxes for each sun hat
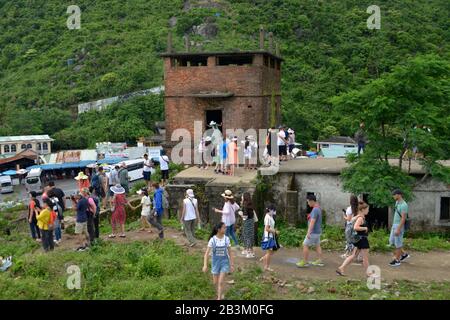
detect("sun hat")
[205,136,212,142]
[186,189,195,198]
[136,188,147,195]
[74,172,89,180]
[110,184,125,194]
[221,189,234,199]
[232,137,238,141]
[288,128,294,134]
[247,135,255,140]
[209,121,217,126]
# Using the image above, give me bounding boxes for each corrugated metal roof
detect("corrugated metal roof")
[0,135,54,143]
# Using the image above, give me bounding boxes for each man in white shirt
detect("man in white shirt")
[143,154,154,188]
[277,125,289,162]
[180,189,201,247]
[159,150,170,186]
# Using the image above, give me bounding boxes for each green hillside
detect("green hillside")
[0,0,448,148]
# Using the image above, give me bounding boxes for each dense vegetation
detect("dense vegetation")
[1,0,448,148]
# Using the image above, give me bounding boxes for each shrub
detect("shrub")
[136,253,162,278]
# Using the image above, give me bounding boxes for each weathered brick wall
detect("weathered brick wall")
[163,53,282,154]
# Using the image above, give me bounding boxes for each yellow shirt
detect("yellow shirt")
[37,208,51,230]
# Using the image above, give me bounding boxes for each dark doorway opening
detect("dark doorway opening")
[362,194,389,231]
[205,110,222,132]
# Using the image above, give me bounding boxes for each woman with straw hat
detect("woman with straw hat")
[213,190,240,247]
[75,171,90,192]
[109,184,133,238]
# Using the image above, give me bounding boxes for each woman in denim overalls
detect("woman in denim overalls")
[203,222,235,300]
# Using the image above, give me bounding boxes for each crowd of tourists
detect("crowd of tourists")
[25,145,411,300]
[197,122,297,176]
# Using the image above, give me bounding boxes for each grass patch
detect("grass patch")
[0,239,215,300]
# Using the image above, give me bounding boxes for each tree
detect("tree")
[332,54,450,207]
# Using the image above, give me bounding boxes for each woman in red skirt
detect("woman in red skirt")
[109,184,133,238]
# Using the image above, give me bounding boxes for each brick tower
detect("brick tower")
[160,29,282,158]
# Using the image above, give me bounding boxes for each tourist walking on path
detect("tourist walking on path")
[143,153,154,188]
[132,188,153,233]
[261,206,278,271]
[180,189,201,247]
[354,122,367,156]
[227,137,238,176]
[36,198,55,252]
[389,189,410,267]
[214,190,240,247]
[159,150,170,186]
[118,163,130,194]
[87,187,100,242]
[342,194,359,258]
[264,128,274,166]
[28,191,41,242]
[203,222,235,300]
[297,194,324,267]
[239,192,256,258]
[71,189,90,251]
[150,182,165,238]
[109,184,133,238]
[336,202,375,277]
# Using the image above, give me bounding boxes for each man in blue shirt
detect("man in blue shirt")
[149,182,164,238]
[389,189,410,267]
[297,194,324,267]
[71,189,90,251]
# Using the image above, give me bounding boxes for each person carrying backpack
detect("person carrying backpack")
[336,202,377,277]
[50,197,63,245]
[180,189,201,247]
[28,192,41,242]
[89,187,101,240]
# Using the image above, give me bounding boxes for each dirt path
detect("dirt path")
[55,226,450,284]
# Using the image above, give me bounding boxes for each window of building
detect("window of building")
[276,60,281,70]
[21,144,26,150]
[43,142,48,150]
[321,144,330,148]
[27,144,32,149]
[175,56,207,67]
[11,145,17,153]
[269,58,275,69]
[344,145,356,148]
[4,145,10,153]
[264,56,269,67]
[37,143,41,150]
[217,55,253,66]
[440,197,450,220]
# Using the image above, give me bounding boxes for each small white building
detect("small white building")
[0,135,54,156]
[313,136,357,158]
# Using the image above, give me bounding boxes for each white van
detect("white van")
[0,175,13,194]
[25,168,43,194]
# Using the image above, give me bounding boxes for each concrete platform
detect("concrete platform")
[173,166,257,186]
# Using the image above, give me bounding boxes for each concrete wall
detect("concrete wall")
[271,172,450,231]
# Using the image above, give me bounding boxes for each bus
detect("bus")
[0,175,13,194]
[122,159,145,182]
[25,168,43,194]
